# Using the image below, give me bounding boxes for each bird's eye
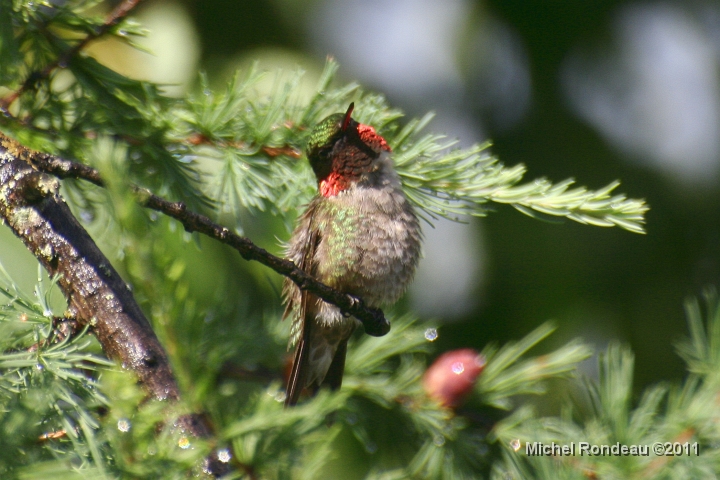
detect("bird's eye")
[318,145,333,161]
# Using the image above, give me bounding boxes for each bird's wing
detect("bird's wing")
[282,201,320,341]
[284,203,321,406]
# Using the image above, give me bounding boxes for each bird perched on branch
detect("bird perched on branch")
[283,103,422,406]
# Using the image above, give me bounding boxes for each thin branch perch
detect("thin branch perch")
[24,143,391,336]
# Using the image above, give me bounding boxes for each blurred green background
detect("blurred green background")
[4,0,719,391]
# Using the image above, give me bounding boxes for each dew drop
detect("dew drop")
[433,435,446,447]
[35,363,44,371]
[510,439,521,452]
[365,441,377,454]
[451,361,465,374]
[80,210,94,223]
[273,391,287,403]
[424,328,438,342]
[217,448,231,463]
[178,437,191,449]
[117,418,131,432]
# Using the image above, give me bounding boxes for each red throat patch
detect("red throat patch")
[358,124,391,152]
[319,172,349,197]
[317,115,391,198]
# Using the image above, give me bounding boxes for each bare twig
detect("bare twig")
[186,133,302,158]
[25,146,391,336]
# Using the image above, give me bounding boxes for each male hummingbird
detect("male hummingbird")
[283,103,422,406]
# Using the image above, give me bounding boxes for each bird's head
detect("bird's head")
[305,103,391,197]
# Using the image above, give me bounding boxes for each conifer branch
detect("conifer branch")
[390,126,649,234]
[0,135,230,477]
[177,61,649,234]
[490,293,720,479]
[0,0,146,113]
[20,136,391,336]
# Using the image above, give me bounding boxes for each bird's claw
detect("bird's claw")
[363,307,390,337]
[343,295,390,336]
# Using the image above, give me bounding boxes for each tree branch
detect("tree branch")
[0,0,146,113]
[24,143,391,336]
[0,135,230,477]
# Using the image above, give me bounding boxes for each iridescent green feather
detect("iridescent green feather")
[306,114,343,159]
[314,200,362,286]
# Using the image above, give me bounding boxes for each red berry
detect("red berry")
[423,349,485,409]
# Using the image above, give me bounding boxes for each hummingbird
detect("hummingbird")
[283,103,422,406]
